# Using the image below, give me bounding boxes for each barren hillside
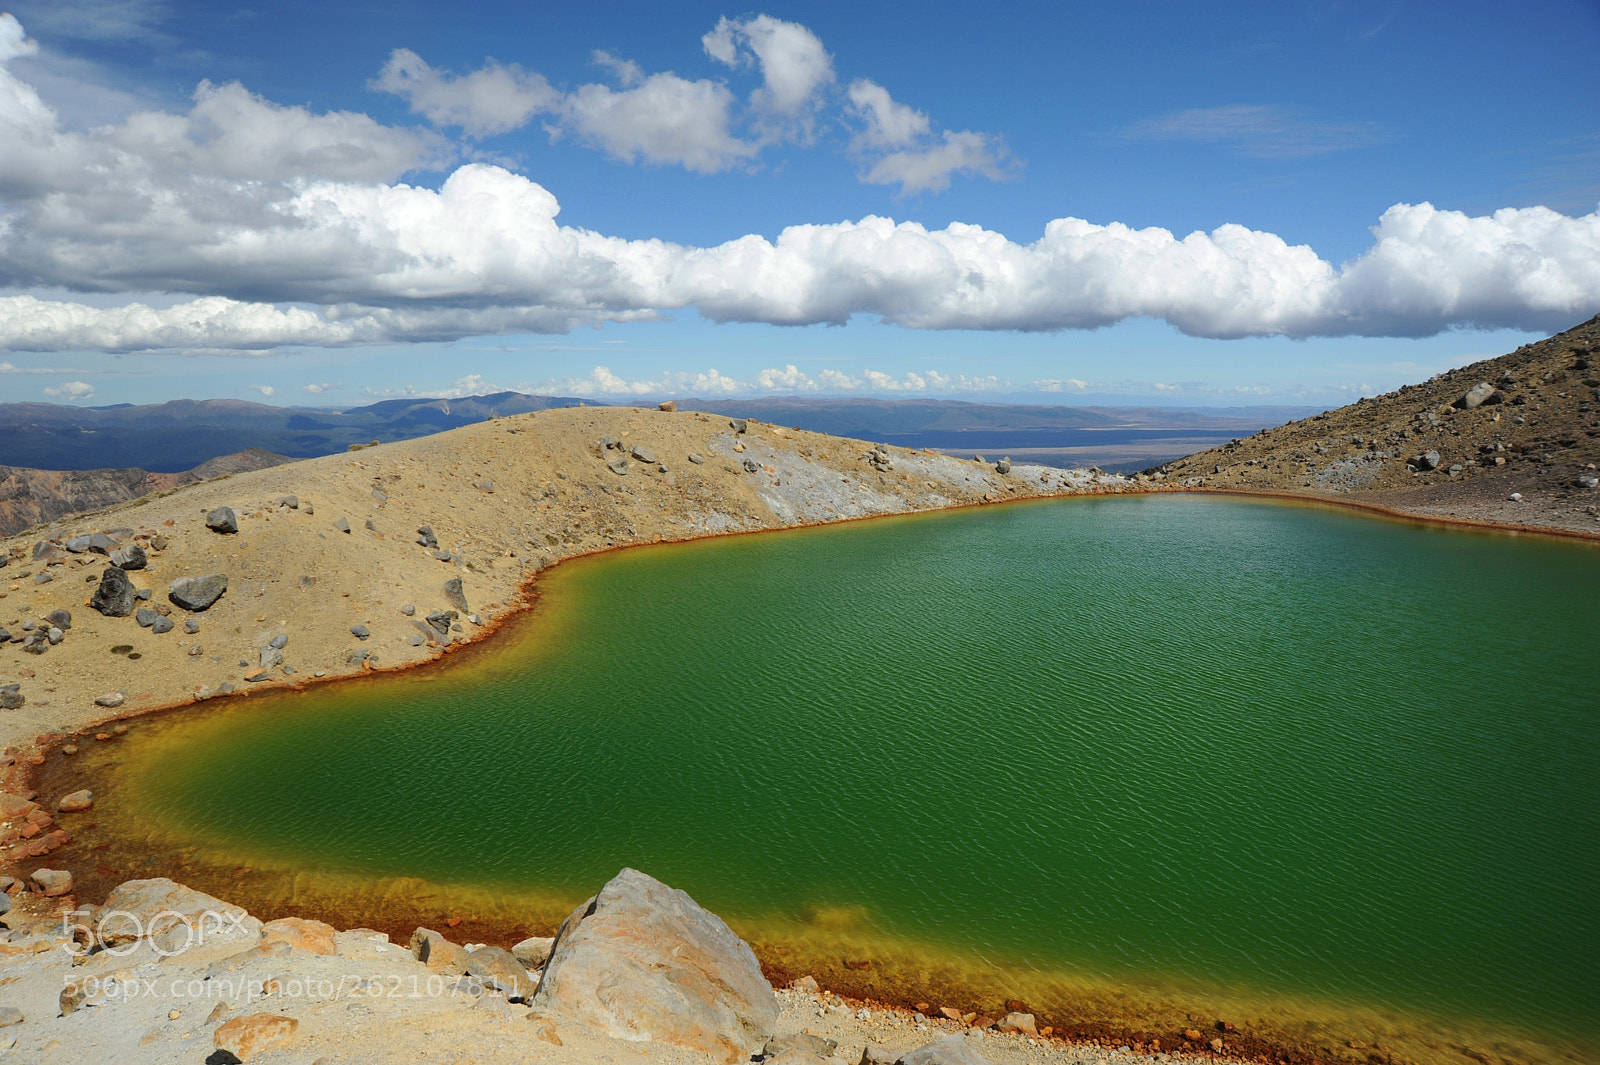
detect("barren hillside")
[1161,315,1600,533]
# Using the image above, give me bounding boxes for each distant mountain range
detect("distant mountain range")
[0,392,1321,534]
[0,393,1321,473]
[0,393,589,472]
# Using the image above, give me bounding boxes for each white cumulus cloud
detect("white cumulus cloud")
[845,79,1010,195]
[0,16,1595,356]
[43,379,93,399]
[372,48,558,137]
[703,13,833,142]
[248,383,275,396]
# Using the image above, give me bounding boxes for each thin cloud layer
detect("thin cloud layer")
[0,14,1596,356]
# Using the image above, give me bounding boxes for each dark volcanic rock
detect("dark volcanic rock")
[424,610,457,635]
[110,544,147,570]
[169,574,229,612]
[204,506,238,533]
[46,609,71,630]
[91,566,137,617]
[135,607,158,628]
[443,577,469,613]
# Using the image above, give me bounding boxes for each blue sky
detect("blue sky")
[0,0,1597,408]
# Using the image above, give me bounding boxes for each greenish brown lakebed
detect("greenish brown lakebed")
[47,495,1600,1065]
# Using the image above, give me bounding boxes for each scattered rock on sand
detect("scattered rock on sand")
[46,609,71,629]
[334,517,351,534]
[29,868,72,896]
[135,607,158,628]
[93,691,125,708]
[899,1034,991,1065]
[531,867,777,1063]
[424,610,456,635]
[0,1007,21,1027]
[512,935,554,969]
[205,506,239,533]
[997,1011,1038,1037]
[464,945,533,1000]
[1409,450,1443,471]
[214,1013,298,1061]
[259,916,337,955]
[169,574,229,611]
[56,790,93,813]
[350,625,370,640]
[0,685,23,710]
[409,927,468,975]
[151,616,173,634]
[1457,382,1498,408]
[90,566,137,617]
[443,577,469,613]
[659,400,677,412]
[110,543,146,570]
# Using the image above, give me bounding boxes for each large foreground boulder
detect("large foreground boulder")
[531,868,777,1063]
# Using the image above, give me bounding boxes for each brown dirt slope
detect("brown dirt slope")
[0,448,293,537]
[1160,315,1600,533]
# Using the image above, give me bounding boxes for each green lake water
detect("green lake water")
[105,496,1600,1043]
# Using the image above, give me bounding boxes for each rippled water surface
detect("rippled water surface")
[111,496,1600,1039]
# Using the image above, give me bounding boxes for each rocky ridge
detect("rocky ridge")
[0,449,293,538]
[1157,315,1600,533]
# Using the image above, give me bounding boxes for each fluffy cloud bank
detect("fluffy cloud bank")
[0,14,1596,355]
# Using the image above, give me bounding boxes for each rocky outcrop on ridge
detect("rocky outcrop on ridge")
[0,448,292,538]
[1159,315,1600,533]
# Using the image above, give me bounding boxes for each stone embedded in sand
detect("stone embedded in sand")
[443,577,469,613]
[214,1013,298,1061]
[997,1012,1038,1038]
[46,609,71,630]
[899,1035,991,1065]
[259,916,337,955]
[531,867,777,1064]
[55,790,93,813]
[91,566,136,617]
[424,610,456,636]
[1458,382,1497,409]
[787,975,819,993]
[530,1017,563,1045]
[512,935,554,969]
[764,1033,838,1059]
[30,868,72,896]
[0,685,22,710]
[0,794,38,820]
[0,1007,21,1027]
[464,945,533,1000]
[658,400,677,412]
[409,927,467,975]
[334,517,351,534]
[94,692,125,708]
[135,607,158,628]
[205,506,238,534]
[93,878,261,951]
[169,574,228,612]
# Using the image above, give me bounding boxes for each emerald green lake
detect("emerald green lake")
[108,496,1600,1043]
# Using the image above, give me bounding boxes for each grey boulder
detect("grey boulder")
[1409,450,1442,471]
[110,544,147,570]
[630,444,658,464]
[169,574,229,612]
[1457,382,1498,409]
[464,946,534,1001]
[91,566,137,617]
[531,868,776,1064]
[205,506,238,533]
[898,1035,991,1065]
